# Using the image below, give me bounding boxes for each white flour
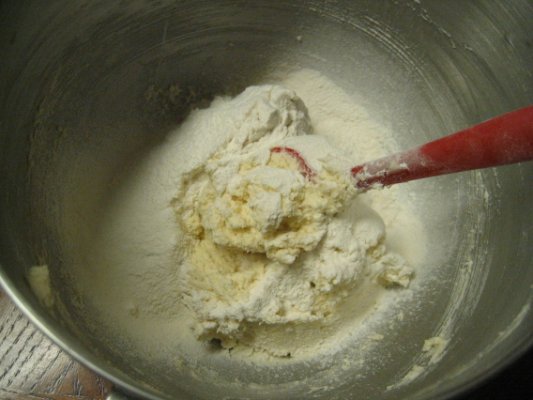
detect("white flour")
[69,69,428,366]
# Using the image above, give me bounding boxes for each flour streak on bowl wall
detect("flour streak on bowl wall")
[0,1,532,400]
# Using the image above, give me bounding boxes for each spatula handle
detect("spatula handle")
[351,106,533,190]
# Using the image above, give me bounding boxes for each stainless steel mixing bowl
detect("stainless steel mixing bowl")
[1,1,532,399]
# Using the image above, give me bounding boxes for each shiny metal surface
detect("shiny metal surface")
[0,1,532,399]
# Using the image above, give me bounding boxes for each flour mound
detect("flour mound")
[172,85,412,355]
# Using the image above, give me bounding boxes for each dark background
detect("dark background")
[457,348,533,399]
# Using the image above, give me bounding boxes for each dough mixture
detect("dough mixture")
[173,84,414,354]
[68,69,427,363]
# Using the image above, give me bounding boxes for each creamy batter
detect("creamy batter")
[27,265,54,308]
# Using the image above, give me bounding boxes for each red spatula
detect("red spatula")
[273,106,533,191]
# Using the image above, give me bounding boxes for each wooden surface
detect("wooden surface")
[0,289,112,400]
